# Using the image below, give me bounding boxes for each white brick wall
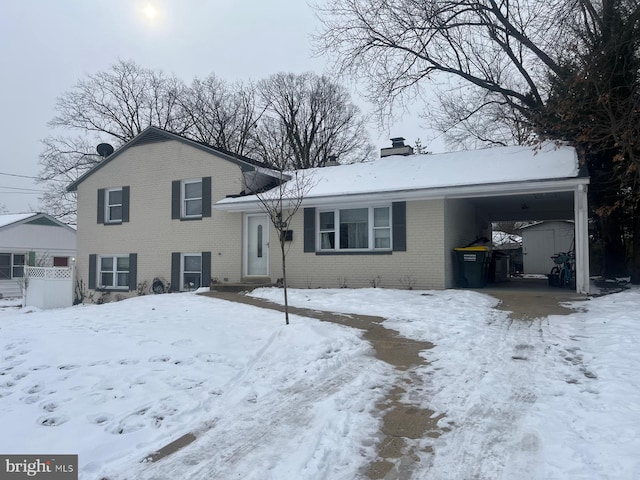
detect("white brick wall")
[76,140,246,298]
[268,199,447,290]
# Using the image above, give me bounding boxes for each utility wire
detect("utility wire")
[0,172,68,183]
[0,185,45,192]
[0,172,39,180]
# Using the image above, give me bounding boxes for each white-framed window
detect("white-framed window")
[106,187,123,223]
[318,206,392,251]
[0,253,25,279]
[12,254,25,278]
[99,255,129,289]
[373,207,391,249]
[182,253,202,290]
[182,179,203,218]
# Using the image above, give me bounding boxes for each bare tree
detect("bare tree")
[315,0,640,278]
[181,75,264,157]
[38,136,103,225]
[257,72,373,168]
[51,59,190,142]
[253,166,316,325]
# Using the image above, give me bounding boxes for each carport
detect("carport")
[448,178,590,294]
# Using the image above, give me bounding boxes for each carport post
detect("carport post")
[574,184,590,294]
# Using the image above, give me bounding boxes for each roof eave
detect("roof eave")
[214,176,589,213]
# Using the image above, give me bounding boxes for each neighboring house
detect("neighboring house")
[0,213,77,298]
[69,127,591,298]
[520,221,575,275]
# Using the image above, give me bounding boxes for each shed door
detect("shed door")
[523,229,556,274]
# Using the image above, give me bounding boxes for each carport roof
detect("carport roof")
[217,143,587,210]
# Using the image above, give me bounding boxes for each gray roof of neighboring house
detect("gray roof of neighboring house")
[0,212,76,233]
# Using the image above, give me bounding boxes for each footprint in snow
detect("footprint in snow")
[30,365,50,371]
[58,364,80,370]
[148,355,171,363]
[40,401,58,412]
[38,415,69,427]
[88,360,109,367]
[87,413,113,425]
[117,359,140,365]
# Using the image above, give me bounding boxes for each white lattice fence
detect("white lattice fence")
[25,266,74,279]
[24,267,74,309]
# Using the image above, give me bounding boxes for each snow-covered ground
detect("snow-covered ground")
[1,287,639,479]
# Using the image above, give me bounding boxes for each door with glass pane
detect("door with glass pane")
[246,214,269,276]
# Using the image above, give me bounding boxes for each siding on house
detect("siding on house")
[76,139,246,296]
[267,199,448,289]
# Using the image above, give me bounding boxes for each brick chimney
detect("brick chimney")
[380,137,414,157]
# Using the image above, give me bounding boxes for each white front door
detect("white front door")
[245,214,269,276]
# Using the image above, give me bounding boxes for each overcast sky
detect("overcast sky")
[0,0,436,214]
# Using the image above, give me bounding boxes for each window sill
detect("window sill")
[96,287,130,292]
[104,221,123,225]
[315,250,393,256]
[179,216,203,221]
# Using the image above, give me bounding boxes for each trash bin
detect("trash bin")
[454,246,490,288]
[491,251,510,283]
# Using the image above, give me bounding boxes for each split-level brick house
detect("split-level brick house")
[69,127,590,298]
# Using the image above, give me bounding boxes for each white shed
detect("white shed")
[0,213,76,298]
[521,221,575,275]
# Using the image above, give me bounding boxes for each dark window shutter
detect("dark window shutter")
[171,180,181,219]
[128,253,137,291]
[97,189,105,224]
[202,177,212,218]
[122,186,130,223]
[88,254,97,289]
[303,207,316,253]
[171,252,180,291]
[392,202,407,252]
[201,251,211,287]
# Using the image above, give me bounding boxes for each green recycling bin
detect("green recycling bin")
[454,246,490,288]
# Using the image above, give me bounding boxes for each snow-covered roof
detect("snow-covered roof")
[0,213,37,229]
[217,143,583,209]
[492,231,522,247]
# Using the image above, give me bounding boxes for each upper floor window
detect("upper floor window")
[318,206,391,251]
[172,177,211,220]
[99,255,129,289]
[97,186,129,224]
[183,179,203,218]
[106,188,123,223]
